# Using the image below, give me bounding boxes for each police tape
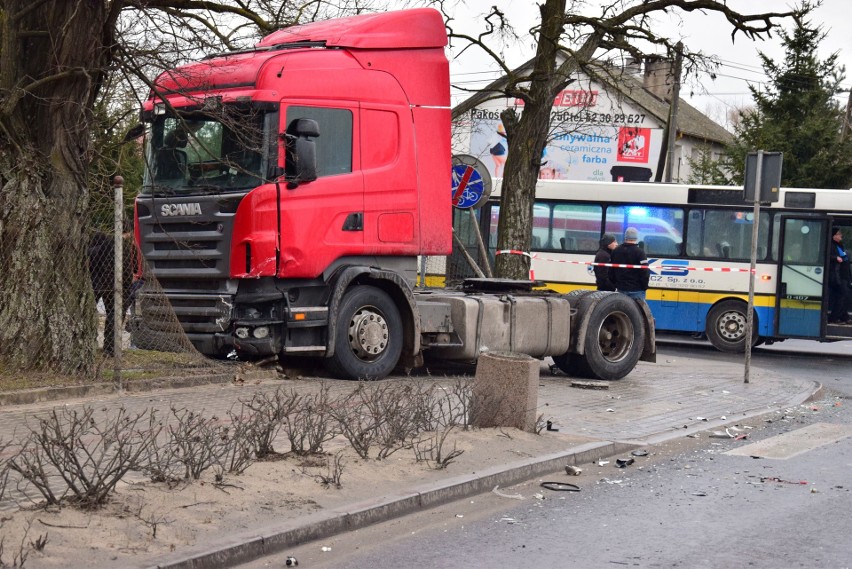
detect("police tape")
[495,249,532,258]
[534,256,755,273]
[495,250,752,272]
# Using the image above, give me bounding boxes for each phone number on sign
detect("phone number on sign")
[551,111,647,125]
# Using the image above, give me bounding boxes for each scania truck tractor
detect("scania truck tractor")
[132,8,655,380]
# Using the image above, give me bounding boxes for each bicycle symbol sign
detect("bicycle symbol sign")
[451,155,491,209]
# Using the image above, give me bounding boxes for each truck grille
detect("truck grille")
[135,194,245,345]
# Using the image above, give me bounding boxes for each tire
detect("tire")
[326,286,403,380]
[705,299,757,353]
[573,293,645,381]
[551,352,576,376]
[550,289,596,377]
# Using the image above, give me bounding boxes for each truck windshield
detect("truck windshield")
[142,105,275,195]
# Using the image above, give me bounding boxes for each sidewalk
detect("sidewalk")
[0,354,820,569]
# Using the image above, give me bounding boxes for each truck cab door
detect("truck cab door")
[278,102,364,278]
[775,216,829,337]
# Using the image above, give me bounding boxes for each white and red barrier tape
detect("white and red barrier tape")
[495,250,754,273]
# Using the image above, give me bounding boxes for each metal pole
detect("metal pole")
[469,209,493,278]
[113,176,124,390]
[664,43,683,183]
[744,152,762,384]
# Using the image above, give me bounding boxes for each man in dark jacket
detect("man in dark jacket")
[828,226,851,324]
[611,226,649,300]
[594,234,618,291]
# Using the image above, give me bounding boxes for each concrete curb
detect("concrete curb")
[144,440,639,569]
[0,371,285,407]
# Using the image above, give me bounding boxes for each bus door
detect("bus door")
[775,216,829,337]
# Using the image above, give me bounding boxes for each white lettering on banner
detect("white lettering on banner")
[161,203,203,217]
[514,90,599,108]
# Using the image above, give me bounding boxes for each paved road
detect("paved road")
[254,391,852,569]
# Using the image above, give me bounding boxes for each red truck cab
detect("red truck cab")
[133,9,452,376]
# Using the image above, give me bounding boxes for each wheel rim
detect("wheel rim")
[716,310,746,342]
[348,306,389,361]
[594,310,634,362]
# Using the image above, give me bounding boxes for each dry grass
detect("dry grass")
[0,349,234,394]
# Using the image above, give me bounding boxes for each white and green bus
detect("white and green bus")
[475,179,852,352]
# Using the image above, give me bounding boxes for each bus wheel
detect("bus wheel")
[574,293,645,381]
[327,286,402,380]
[706,300,756,353]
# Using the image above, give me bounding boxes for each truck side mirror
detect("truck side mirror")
[283,118,319,188]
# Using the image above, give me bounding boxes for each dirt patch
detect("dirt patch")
[1,428,592,569]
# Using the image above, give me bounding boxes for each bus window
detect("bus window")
[778,218,823,264]
[690,208,769,260]
[605,205,684,256]
[551,203,603,253]
[532,203,552,250]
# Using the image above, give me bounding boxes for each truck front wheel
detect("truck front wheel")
[327,286,403,380]
[573,293,645,380]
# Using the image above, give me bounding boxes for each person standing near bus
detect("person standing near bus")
[594,234,618,291]
[611,227,650,300]
[828,226,851,324]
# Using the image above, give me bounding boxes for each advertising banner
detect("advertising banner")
[466,90,663,183]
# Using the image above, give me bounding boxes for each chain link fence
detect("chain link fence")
[0,183,496,393]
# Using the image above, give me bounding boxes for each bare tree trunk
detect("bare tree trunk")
[495,0,567,279]
[0,0,112,374]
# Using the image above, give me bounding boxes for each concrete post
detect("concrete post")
[471,351,538,432]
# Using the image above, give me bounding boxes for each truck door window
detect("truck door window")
[286,106,352,177]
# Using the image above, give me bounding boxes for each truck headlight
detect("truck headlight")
[252,326,270,339]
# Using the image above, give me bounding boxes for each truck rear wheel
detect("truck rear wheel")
[573,293,645,380]
[326,285,402,380]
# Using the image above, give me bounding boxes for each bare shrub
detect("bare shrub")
[129,500,174,539]
[328,384,383,460]
[413,425,464,470]
[0,519,42,568]
[303,451,345,489]
[164,407,230,480]
[281,384,339,455]
[141,407,235,483]
[214,413,256,479]
[373,382,427,459]
[0,438,11,503]
[7,407,158,508]
[447,377,474,430]
[236,387,301,458]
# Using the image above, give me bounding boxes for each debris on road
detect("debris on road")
[615,458,635,468]
[565,465,583,476]
[630,449,649,457]
[540,481,581,492]
[570,380,609,390]
[760,477,808,485]
[492,485,525,500]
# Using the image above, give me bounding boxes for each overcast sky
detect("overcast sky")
[426,0,850,128]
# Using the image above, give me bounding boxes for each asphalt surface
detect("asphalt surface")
[0,352,822,569]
